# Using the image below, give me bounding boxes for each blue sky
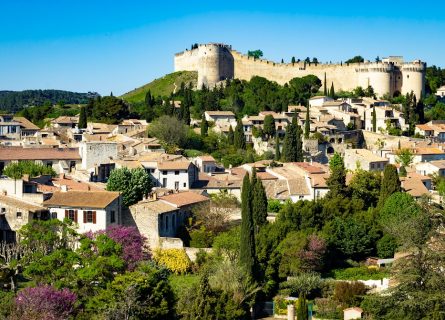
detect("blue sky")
[1,1,444,96]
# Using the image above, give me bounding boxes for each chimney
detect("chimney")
[22,174,29,182]
[59,173,65,179]
[61,185,68,192]
[152,192,157,201]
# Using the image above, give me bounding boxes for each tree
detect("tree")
[372,106,377,132]
[144,90,155,122]
[274,135,281,161]
[282,116,303,162]
[297,293,308,320]
[395,148,414,167]
[252,177,268,230]
[228,125,234,145]
[106,167,152,207]
[329,82,335,99]
[304,105,310,138]
[147,115,189,148]
[247,50,263,59]
[291,57,296,64]
[349,169,381,208]
[326,153,347,197]
[240,174,256,277]
[263,114,276,139]
[345,56,365,64]
[14,285,77,320]
[78,106,87,129]
[3,161,56,179]
[200,115,209,137]
[323,73,327,96]
[91,96,129,124]
[377,164,401,209]
[234,119,246,150]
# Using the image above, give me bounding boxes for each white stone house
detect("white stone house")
[204,111,237,127]
[309,96,334,108]
[149,161,198,190]
[344,149,389,171]
[44,190,121,234]
[194,155,217,173]
[416,160,445,177]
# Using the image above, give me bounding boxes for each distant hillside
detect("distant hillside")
[0,90,99,113]
[121,71,197,104]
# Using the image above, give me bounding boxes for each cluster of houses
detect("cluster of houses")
[1,98,445,250]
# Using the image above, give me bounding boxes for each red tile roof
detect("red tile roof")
[160,191,209,207]
[0,147,80,161]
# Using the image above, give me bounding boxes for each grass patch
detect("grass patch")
[169,273,200,296]
[121,71,198,103]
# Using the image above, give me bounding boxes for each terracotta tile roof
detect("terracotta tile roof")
[401,177,429,198]
[0,195,45,212]
[160,191,209,207]
[52,116,79,124]
[197,155,215,162]
[129,199,176,214]
[414,147,445,155]
[416,124,433,131]
[430,160,445,169]
[292,162,326,174]
[13,117,40,130]
[205,111,235,116]
[257,171,278,180]
[44,191,120,209]
[0,147,80,161]
[157,161,192,170]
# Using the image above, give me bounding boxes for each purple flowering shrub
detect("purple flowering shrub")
[15,285,76,320]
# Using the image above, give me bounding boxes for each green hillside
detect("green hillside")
[121,71,197,103]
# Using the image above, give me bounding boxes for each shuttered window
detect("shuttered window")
[65,210,77,222]
[84,210,96,224]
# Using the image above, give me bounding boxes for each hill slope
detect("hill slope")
[121,71,197,104]
[0,90,98,113]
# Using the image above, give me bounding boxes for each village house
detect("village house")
[204,111,237,126]
[415,160,445,177]
[0,115,40,141]
[49,116,79,129]
[194,155,218,173]
[415,121,445,141]
[127,191,209,248]
[436,85,445,98]
[344,149,389,171]
[308,96,334,108]
[43,190,121,233]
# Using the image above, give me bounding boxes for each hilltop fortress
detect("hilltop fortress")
[174,43,426,98]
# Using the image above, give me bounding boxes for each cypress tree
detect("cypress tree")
[78,106,87,129]
[329,82,335,99]
[372,105,377,132]
[296,123,303,162]
[144,90,155,122]
[228,125,234,145]
[240,174,256,276]
[282,115,303,162]
[326,152,347,197]
[291,56,296,64]
[274,135,281,161]
[304,104,310,139]
[296,293,308,320]
[234,119,246,150]
[323,72,328,96]
[378,164,401,208]
[252,176,268,229]
[200,114,208,137]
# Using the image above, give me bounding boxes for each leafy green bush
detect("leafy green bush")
[330,266,389,280]
[267,199,283,213]
[189,227,214,248]
[184,149,204,158]
[3,161,56,179]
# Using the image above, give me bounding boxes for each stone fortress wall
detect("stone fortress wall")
[174,43,426,98]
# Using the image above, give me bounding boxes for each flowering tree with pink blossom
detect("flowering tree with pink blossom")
[14,285,77,320]
[298,234,327,273]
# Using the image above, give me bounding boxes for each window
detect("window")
[183,182,186,188]
[84,210,96,224]
[166,215,169,231]
[175,181,179,190]
[162,178,167,187]
[51,212,57,219]
[110,210,116,223]
[1,208,5,214]
[16,211,22,219]
[46,161,53,167]
[175,170,180,175]
[370,163,375,169]
[67,210,75,221]
[162,171,167,175]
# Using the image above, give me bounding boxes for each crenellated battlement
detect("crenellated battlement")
[174,43,426,98]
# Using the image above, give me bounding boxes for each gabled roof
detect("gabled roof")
[44,191,120,209]
[0,195,45,212]
[13,117,40,130]
[160,191,209,207]
[157,161,192,170]
[205,111,235,117]
[0,147,80,161]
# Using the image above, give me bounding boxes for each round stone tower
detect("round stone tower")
[401,61,426,98]
[197,44,234,88]
[357,62,393,97]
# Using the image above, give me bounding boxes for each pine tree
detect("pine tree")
[228,125,234,145]
[372,105,377,132]
[323,73,327,96]
[378,164,401,208]
[329,82,335,98]
[296,293,308,320]
[240,174,256,276]
[234,119,246,150]
[200,114,208,137]
[281,58,284,63]
[274,135,281,161]
[304,104,310,139]
[252,176,268,229]
[291,56,296,64]
[78,106,87,129]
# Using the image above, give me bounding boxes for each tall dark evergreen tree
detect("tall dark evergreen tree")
[326,152,347,197]
[144,90,155,122]
[78,106,87,129]
[329,82,335,98]
[372,105,377,132]
[291,56,296,64]
[252,175,268,230]
[282,115,303,162]
[234,119,246,150]
[274,135,281,161]
[200,114,208,137]
[323,73,328,96]
[378,164,401,208]
[180,88,192,125]
[304,104,310,139]
[263,114,276,139]
[296,293,308,320]
[228,125,234,145]
[240,174,256,276]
